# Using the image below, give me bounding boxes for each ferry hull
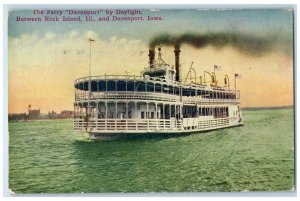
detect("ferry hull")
[88,122,243,140]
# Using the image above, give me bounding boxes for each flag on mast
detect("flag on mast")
[214,65,221,71]
[235,74,242,79]
[89,38,95,42]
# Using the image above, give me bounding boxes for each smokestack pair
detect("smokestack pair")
[148,44,181,82]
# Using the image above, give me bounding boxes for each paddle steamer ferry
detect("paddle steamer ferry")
[74,44,242,139]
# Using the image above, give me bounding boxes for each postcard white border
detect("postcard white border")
[1,1,299,201]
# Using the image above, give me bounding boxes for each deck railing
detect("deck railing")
[74,117,233,132]
[74,75,179,85]
[75,91,180,102]
[75,91,239,104]
[74,118,180,132]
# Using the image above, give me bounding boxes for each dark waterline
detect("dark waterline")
[8,109,294,193]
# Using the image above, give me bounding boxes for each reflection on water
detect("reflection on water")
[9,109,294,193]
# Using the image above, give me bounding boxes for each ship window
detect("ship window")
[151,112,154,119]
[175,87,180,95]
[136,81,146,92]
[141,111,145,119]
[117,81,126,91]
[77,83,83,90]
[83,82,89,90]
[205,91,209,98]
[169,86,174,94]
[107,81,116,91]
[163,84,169,93]
[127,81,134,91]
[147,82,154,92]
[91,81,97,92]
[99,81,106,91]
[155,83,162,93]
[191,89,196,96]
[183,88,191,96]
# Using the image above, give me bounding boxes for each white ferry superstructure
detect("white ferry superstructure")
[74,45,243,139]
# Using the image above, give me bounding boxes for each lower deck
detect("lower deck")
[74,93,242,139]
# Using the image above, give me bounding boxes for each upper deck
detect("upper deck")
[74,46,241,105]
[74,74,240,104]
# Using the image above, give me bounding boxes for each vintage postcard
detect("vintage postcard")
[7,6,294,194]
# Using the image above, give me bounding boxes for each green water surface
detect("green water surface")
[8,109,294,193]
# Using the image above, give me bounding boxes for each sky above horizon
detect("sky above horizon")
[8,8,294,113]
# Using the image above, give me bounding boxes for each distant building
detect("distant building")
[61,110,74,118]
[48,110,60,119]
[28,105,40,120]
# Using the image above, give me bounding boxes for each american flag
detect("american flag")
[235,74,242,79]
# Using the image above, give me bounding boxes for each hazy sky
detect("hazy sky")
[8,8,294,113]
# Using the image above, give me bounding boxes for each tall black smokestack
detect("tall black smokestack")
[174,43,181,82]
[148,48,155,68]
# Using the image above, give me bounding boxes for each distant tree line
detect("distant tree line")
[8,113,28,121]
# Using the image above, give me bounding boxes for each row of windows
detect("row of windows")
[76,80,239,99]
[182,106,229,118]
[198,107,229,118]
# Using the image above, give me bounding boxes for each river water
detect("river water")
[8,109,294,193]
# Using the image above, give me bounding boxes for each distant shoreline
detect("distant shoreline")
[9,118,73,123]
[241,105,293,111]
[27,118,73,122]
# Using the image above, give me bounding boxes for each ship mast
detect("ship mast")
[87,38,95,131]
